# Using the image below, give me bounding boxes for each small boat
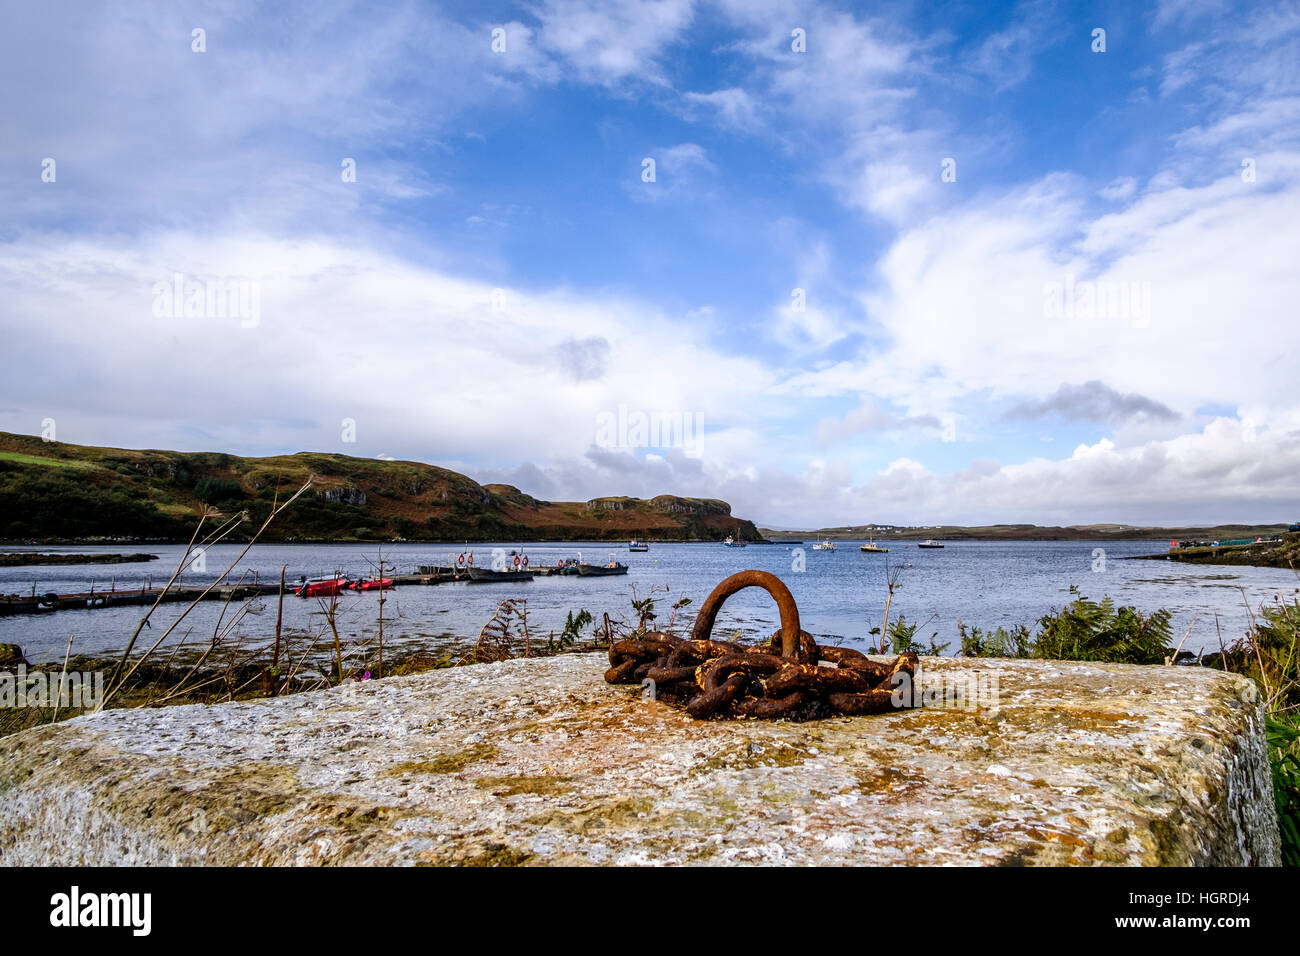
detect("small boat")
[859,540,889,553]
[812,538,836,551]
[349,578,395,591]
[917,540,944,549]
[295,576,350,598]
[466,567,534,583]
[722,534,747,548]
[628,539,649,552]
[577,561,629,576]
[534,557,582,577]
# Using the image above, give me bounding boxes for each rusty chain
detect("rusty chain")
[605,570,918,720]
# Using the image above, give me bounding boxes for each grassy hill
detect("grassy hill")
[0,432,761,544]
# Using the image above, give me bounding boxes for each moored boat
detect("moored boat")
[416,565,461,576]
[628,539,649,552]
[466,567,534,583]
[722,534,747,548]
[295,576,350,598]
[917,540,945,549]
[577,561,629,576]
[349,578,395,591]
[859,540,889,553]
[534,557,582,576]
[812,537,836,551]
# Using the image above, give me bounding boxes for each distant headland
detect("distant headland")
[0,432,759,544]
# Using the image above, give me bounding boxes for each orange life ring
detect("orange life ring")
[512,555,521,569]
[522,556,529,568]
[457,553,466,566]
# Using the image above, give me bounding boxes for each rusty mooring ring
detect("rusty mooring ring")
[607,570,917,720]
[689,569,801,658]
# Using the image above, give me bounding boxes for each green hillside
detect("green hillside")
[0,433,760,544]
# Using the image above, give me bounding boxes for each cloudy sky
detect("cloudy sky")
[2,0,1297,528]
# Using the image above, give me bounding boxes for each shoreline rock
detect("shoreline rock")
[0,655,1280,866]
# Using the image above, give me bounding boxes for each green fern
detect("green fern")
[1033,587,1172,664]
[1267,715,1300,867]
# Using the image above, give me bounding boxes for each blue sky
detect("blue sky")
[2,0,1298,527]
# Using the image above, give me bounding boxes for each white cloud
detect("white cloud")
[816,401,941,446]
[715,418,1300,529]
[0,229,784,476]
[962,0,1060,92]
[628,142,716,201]
[680,87,761,131]
[0,2,499,234]
[1099,177,1138,201]
[528,0,696,87]
[834,162,1300,430]
[2,0,1298,533]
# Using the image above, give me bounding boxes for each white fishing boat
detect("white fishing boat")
[812,538,836,551]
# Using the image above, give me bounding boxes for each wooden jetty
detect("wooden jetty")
[0,582,283,616]
[0,557,616,616]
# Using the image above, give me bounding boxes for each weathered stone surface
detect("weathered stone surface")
[0,655,1279,866]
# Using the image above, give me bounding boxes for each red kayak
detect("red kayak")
[349,578,394,591]
[295,577,349,598]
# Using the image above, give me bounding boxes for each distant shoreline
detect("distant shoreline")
[761,524,1294,543]
[0,532,1287,548]
[0,537,745,547]
[0,552,160,566]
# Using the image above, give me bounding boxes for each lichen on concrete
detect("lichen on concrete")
[0,654,1280,866]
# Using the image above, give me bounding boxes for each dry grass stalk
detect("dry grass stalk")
[104,477,314,707]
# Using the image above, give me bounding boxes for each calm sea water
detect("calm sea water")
[1,540,1296,664]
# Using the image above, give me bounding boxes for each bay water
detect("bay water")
[1,539,1295,664]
